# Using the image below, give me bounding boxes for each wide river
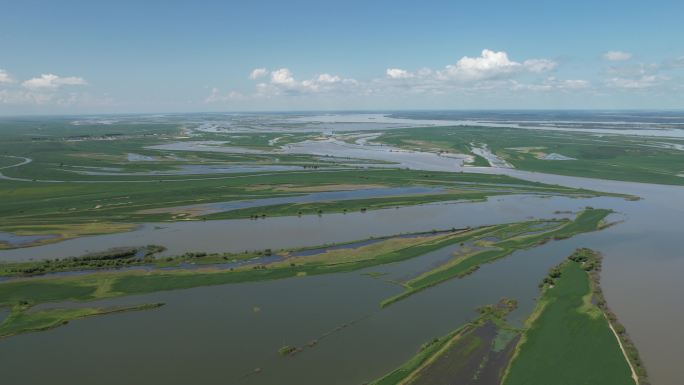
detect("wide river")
[0,140,682,385]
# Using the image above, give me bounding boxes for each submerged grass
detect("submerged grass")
[369,325,474,385]
[368,299,519,385]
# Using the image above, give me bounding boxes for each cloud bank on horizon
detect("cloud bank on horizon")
[205,48,681,104]
[0,71,98,107]
[0,0,682,113]
[2,46,682,113]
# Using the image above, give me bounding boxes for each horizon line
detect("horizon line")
[2,108,684,119]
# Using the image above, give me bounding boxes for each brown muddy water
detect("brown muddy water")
[0,194,579,262]
[0,232,586,385]
[0,172,682,385]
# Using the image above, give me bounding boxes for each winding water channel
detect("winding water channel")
[0,140,682,385]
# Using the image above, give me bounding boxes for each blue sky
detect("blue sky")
[1,0,683,114]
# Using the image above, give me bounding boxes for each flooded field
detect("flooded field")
[0,231,586,385]
[1,181,683,385]
[0,194,582,262]
[2,0,684,379]
[148,138,470,171]
[1,115,683,385]
[0,232,58,247]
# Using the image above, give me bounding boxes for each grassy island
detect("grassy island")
[0,303,164,339]
[380,209,613,307]
[368,249,648,385]
[0,210,613,339]
[502,248,647,385]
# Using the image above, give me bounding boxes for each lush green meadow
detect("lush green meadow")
[502,249,638,385]
[0,302,163,339]
[0,117,635,248]
[0,166,596,243]
[378,126,684,185]
[369,249,647,385]
[0,161,610,248]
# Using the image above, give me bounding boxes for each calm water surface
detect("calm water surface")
[0,147,683,384]
[0,194,578,262]
[0,235,582,385]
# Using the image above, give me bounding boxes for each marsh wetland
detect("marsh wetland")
[1,112,683,385]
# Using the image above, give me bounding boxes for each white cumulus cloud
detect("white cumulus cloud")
[223,48,684,102]
[250,68,359,95]
[248,68,268,80]
[523,59,558,73]
[270,68,296,86]
[210,68,361,103]
[603,51,632,61]
[440,49,522,81]
[22,74,87,89]
[386,49,558,83]
[603,62,672,89]
[0,71,104,107]
[606,75,668,89]
[0,69,13,84]
[386,68,414,79]
[315,73,342,83]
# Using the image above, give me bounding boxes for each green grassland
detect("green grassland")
[0,230,473,307]
[377,126,684,185]
[0,302,163,339]
[201,189,560,220]
[381,209,612,307]
[0,231,460,278]
[0,134,342,182]
[502,249,640,385]
[0,245,167,277]
[0,164,612,247]
[369,249,648,385]
[0,119,631,247]
[0,210,612,339]
[0,117,338,183]
[0,229,476,337]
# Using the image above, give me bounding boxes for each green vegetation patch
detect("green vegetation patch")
[0,229,470,307]
[0,302,163,339]
[0,245,166,277]
[0,118,625,247]
[0,213,613,341]
[0,164,610,246]
[502,249,642,385]
[381,209,612,307]
[377,125,684,186]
